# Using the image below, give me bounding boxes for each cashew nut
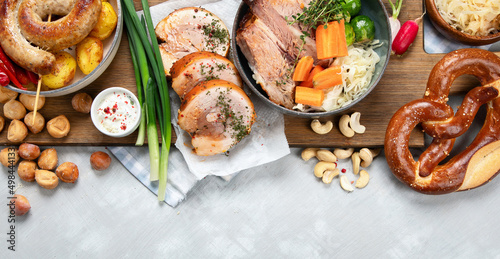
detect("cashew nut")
[359,148,381,167]
[355,170,370,188]
[316,149,337,162]
[352,152,360,175]
[311,119,333,135]
[340,175,354,192]
[322,168,340,184]
[301,148,319,161]
[371,148,382,157]
[349,112,366,134]
[314,161,337,178]
[333,148,354,160]
[339,115,355,138]
[359,148,374,167]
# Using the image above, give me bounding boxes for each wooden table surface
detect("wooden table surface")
[0,0,491,147]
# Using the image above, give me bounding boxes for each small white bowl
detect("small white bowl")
[91,87,141,138]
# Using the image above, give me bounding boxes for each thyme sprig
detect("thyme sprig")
[286,0,347,30]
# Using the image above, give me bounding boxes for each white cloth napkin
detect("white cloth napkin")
[109,0,290,207]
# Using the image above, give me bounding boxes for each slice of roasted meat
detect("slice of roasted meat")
[155,7,230,77]
[236,14,295,108]
[243,0,316,61]
[178,80,256,156]
[170,51,243,100]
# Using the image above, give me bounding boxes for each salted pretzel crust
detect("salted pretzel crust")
[385,49,500,194]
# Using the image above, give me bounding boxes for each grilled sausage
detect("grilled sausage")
[0,0,101,75]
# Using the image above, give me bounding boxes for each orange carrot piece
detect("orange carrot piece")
[316,21,339,60]
[295,86,324,107]
[293,56,314,81]
[338,19,348,57]
[313,65,343,90]
[300,65,325,88]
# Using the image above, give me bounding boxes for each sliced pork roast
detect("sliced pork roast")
[155,7,230,76]
[178,80,256,156]
[170,52,243,99]
[236,14,295,108]
[243,0,316,60]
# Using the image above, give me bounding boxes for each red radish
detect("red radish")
[392,14,424,56]
[388,0,403,42]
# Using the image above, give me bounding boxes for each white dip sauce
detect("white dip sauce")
[96,91,138,133]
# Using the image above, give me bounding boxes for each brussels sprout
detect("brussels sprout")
[342,0,361,17]
[351,15,375,43]
[344,22,355,46]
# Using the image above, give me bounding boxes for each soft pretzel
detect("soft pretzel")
[385,48,500,194]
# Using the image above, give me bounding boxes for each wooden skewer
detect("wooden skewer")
[32,77,42,125]
[32,14,50,124]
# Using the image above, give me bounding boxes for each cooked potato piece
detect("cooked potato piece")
[76,37,103,75]
[72,93,93,113]
[0,116,4,132]
[35,170,59,189]
[7,120,28,143]
[42,52,77,89]
[19,94,45,111]
[0,147,19,167]
[4,99,26,120]
[56,162,79,183]
[47,115,70,138]
[38,148,58,170]
[19,143,40,160]
[0,86,18,103]
[24,112,45,134]
[89,2,118,40]
[18,160,37,182]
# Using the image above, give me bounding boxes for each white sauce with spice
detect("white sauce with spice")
[95,91,138,133]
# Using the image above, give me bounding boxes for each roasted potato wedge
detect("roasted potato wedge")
[76,37,104,75]
[42,52,77,89]
[89,2,118,40]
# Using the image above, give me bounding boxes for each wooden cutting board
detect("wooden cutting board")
[0,0,490,147]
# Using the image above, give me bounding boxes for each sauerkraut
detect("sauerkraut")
[320,42,381,111]
[435,0,500,36]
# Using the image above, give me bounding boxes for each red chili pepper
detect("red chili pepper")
[0,60,26,90]
[0,71,9,86]
[26,71,39,84]
[13,64,29,85]
[0,46,16,75]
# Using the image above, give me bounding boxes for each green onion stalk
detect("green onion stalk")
[126,32,146,146]
[122,0,171,201]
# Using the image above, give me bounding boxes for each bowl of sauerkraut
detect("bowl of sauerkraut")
[426,0,500,46]
[232,0,391,118]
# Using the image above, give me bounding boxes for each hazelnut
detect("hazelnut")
[18,160,37,182]
[18,143,41,160]
[35,170,59,189]
[38,148,58,170]
[90,151,111,171]
[56,162,79,183]
[10,194,31,216]
[72,93,93,113]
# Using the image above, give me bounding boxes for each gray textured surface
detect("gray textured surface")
[1,143,500,257]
